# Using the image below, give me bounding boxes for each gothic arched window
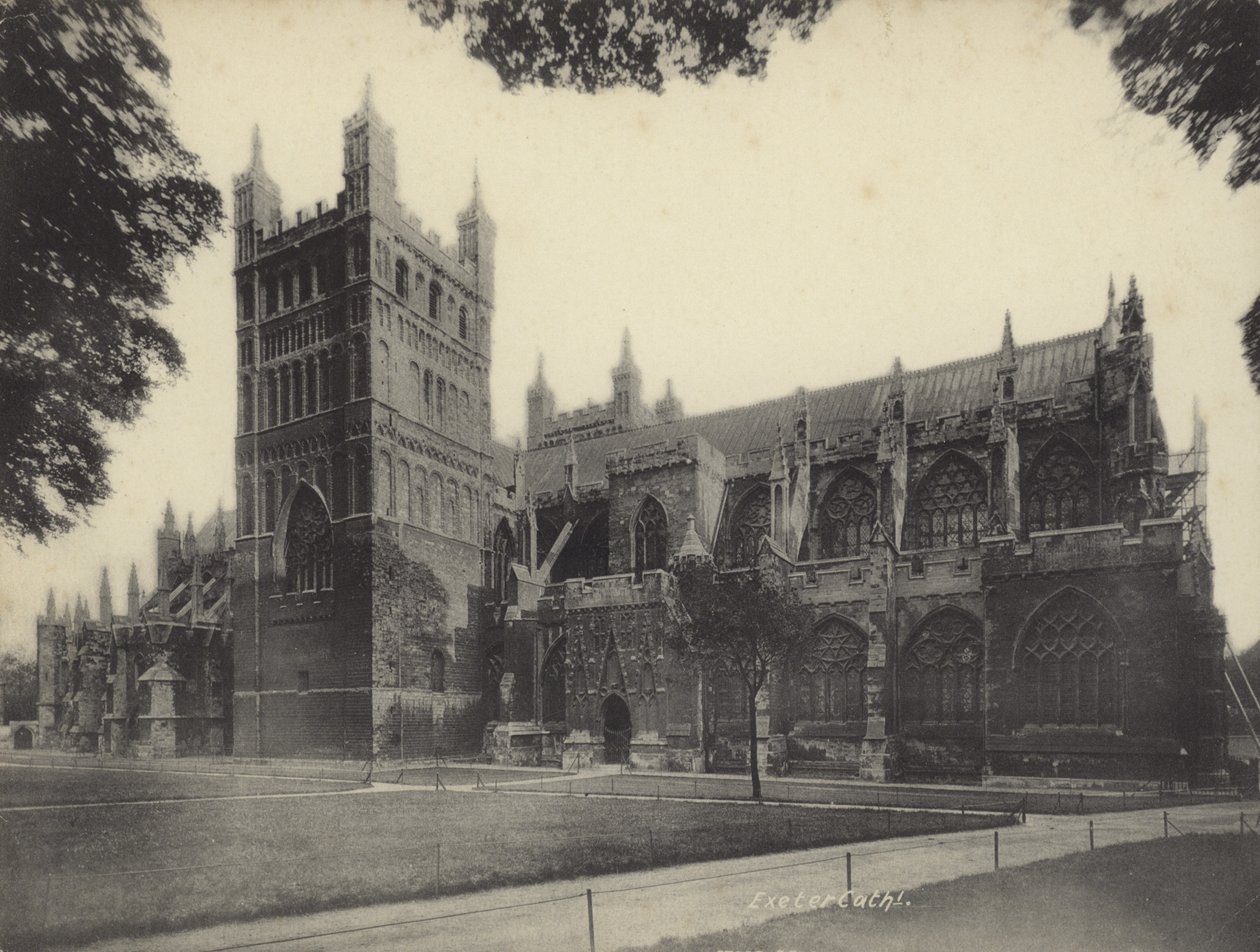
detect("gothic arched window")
[727,486,770,568]
[263,470,276,533]
[240,375,254,433]
[581,512,610,579]
[458,306,469,340]
[423,369,433,422]
[633,496,668,577]
[430,649,446,693]
[428,281,442,322]
[351,334,368,400]
[414,467,428,526]
[379,450,395,517]
[908,452,987,550]
[819,470,877,558]
[399,459,412,522]
[282,485,333,593]
[493,519,514,597]
[350,234,368,275]
[1018,588,1120,728]
[394,259,409,299]
[1024,437,1098,533]
[902,608,983,724]
[352,445,371,514]
[796,617,867,723]
[238,474,255,535]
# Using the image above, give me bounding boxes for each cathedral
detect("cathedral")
[36,90,1228,785]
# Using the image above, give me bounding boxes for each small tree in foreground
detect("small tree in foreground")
[672,558,813,799]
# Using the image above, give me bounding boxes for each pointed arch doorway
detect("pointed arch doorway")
[601,694,631,765]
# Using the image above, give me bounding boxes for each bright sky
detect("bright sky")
[2,0,1258,657]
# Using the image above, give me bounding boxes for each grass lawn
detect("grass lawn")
[533,771,1236,815]
[0,764,362,808]
[0,787,1009,950]
[632,834,1260,952]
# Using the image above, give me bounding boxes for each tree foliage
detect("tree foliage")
[1073,0,1260,189]
[409,0,838,93]
[0,0,222,544]
[1,651,38,723]
[672,558,813,798]
[1071,0,1260,390]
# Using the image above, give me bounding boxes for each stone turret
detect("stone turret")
[213,505,228,554]
[232,124,282,267]
[457,163,496,306]
[526,356,556,449]
[655,379,683,423]
[612,328,644,431]
[127,563,141,620]
[98,567,113,627]
[342,74,397,215]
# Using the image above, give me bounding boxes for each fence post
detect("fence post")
[887,809,892,834]
[42,873,53,932]
[1089,820,1094,851]
[1078,792,1085,815]
[787,817,792,845]
[1163,811,1169,838]
[994,830,1000,870]
[587,888,596,952]
[845,851,852,894]
[1242,812,1247,837]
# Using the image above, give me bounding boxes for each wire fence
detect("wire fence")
[2,803,1014,949]
[11,804,1253,952]
[483,770,1237,816]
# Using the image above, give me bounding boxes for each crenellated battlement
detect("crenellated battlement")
[539,569,673,614]
[607,435,701,477]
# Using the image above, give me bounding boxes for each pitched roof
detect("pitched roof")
[521,327,1098,497]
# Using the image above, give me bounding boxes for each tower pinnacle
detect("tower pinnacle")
[249,123,264,172]
[999,310,1016,364]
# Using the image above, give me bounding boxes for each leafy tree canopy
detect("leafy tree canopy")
[673,557,813,797]
[409,0,837,93]
[0,0,222,545]
[1,651,38,723]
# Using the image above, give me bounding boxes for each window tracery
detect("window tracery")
[284,487,333,593]
[1018,589,1119,728]
[727,486,769,568]
[1024,438,1097,532]
[902,608,983,724]
[819,471,877,558]
[633,497,668,577]
[796,617,867,723]
[909,453,987,550]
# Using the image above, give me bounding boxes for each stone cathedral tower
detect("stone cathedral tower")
[230,85,506,760]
